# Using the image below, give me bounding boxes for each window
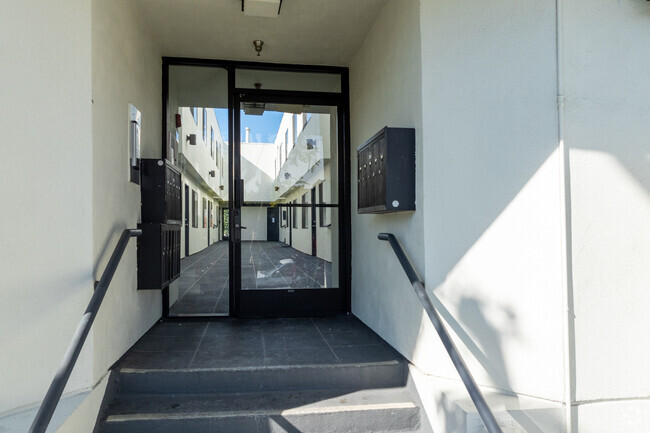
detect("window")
[301,193,308,229]
[202,108,207,143]
[292,200,297,229]
[191,107,198,124]
[192,190,198,227]
[202,197,207,228]
[211,127,215,158]
[216,141,220,167]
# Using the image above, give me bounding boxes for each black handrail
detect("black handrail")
[29,228,141,433]
[378,233,503,433]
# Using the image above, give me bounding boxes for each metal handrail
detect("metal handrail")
[378,233,503,433]
[29,228,141,433]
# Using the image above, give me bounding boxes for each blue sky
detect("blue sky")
[214,109,283,143]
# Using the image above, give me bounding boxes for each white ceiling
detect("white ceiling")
[134,0,388,66]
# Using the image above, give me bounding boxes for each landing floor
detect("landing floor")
[119,316,401,370]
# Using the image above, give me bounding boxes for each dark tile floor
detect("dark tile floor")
[169,241,333,316]
[120,316,401,370]
[169,241,230,316]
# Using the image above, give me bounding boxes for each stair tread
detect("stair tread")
[105,388,418,421]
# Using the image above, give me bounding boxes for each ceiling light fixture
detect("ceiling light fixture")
[253,40,264,57]
[242,0,283,18]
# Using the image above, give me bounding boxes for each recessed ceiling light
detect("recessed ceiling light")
[242,0,283,18]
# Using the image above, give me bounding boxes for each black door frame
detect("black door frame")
[184,184,190,257]
[162,57,352,318]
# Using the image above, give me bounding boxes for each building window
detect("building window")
[301,193,308,229]
[192,190,198,228]
[202,197,207,228]
[292,200,297,229]
[191,107,198,124]
[211,127,215,158]
[202,108,207,143]
[285,130,289,153]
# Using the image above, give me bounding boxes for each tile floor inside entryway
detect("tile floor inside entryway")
[169,241,333,316]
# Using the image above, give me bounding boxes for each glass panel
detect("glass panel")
[240,102,339,290]
[236,69,341,93]
[166,65,230,316]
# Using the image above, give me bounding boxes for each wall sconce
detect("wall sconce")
[284,172,291,180]
[219,185,224,190]
[306,139,316,150]
[209,170,216,177]
[274,186,280,191]
[186,134,197,145]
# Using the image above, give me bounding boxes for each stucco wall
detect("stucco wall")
[91,0,162,381]
[0,0,94,416]
[419,0,565,401]
[562,0,650,416]
[349,0,426,385]
[351,0,566,410]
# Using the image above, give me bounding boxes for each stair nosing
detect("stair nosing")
[105,401,418,423]
[118,359,401,373]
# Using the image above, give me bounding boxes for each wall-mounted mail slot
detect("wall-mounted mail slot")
[357,127,415,214]
[140,159,182,225]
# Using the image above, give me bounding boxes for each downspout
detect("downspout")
[556,0,574,432]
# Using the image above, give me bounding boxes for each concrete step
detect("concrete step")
[116,360,406,395]
[99,388,421,433]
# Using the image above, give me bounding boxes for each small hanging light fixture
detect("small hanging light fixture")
[253,40,264,57]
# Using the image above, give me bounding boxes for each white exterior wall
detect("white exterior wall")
[351,0,650,431]
[0,0,94,417]
[420,0,564,400]
[349,0,426,391]
[91,0,163,385]
[351,0,566,429]
[241,207,268,242]
[181,176,220,256]
[562,0,650,426]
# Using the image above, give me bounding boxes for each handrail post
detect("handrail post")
[378,233,503,433]
[29,229,141,433]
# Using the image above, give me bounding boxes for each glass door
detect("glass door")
[233,97,345,317]
[164,64,231,317]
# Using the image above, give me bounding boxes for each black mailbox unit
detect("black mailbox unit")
[357,127,415,214]
[140,159,182,224]
[138,159,182,290]
[137,223,181,290]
